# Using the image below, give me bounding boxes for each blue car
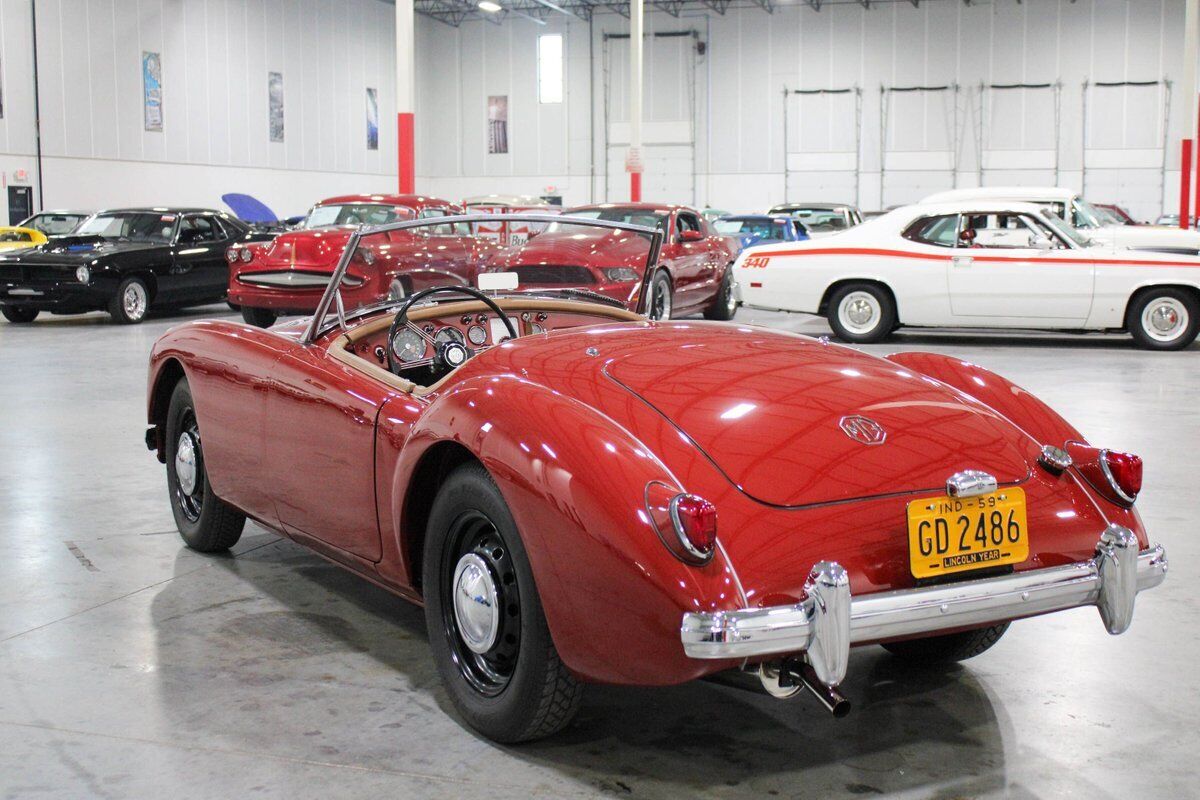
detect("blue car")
[713,214,809,252]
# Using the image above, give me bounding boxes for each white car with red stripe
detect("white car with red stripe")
[733,200,1200,350]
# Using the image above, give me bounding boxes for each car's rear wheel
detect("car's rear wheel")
[423,462,582,743]
[165,379,246,552]
[648,269,673,320]
[1127,288,1199,350]
[881,622,1009,663]
[1,306,39,323]
[827,283,896,343]
[703,265,737,321]
[109,276,150,324]
[240,306,277,328]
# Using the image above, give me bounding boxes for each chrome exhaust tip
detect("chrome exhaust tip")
[755,657,852,717]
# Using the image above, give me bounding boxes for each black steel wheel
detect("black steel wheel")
[423,462,582,742]
[1,306,39,323]
[240,306,278,328]
[165,379,246,552]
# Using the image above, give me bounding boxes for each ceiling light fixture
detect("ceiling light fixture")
[478,1,502,11]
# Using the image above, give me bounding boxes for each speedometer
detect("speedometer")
[434,327,466,346]
[392,329,426,363]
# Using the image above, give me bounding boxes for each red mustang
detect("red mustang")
[146,214,1166,743]
[227,193,490,327]
[560,203,741,319]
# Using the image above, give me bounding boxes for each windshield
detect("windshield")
[1035,210,1093,248]
[562,208,668,231]
[778,208,846,231]
[26,213,86,235]
[305,203,417,229]
[1070,198,1105,229]
[713,219,785,238]
[76,212,178,243]
[305,214,661,342]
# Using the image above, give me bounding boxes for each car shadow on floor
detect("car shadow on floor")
[147,533,1043,798]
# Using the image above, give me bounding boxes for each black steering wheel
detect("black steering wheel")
[386,285,519,376]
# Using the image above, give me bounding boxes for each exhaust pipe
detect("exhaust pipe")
[756,657,852,718]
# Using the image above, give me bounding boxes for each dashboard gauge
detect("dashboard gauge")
[489,316,520,343]
[467,325,488,346]
[434,327,466,347]
[392,329,426,363]
[530,323,546,335]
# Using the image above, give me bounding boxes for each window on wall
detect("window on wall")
[538,34,563,104]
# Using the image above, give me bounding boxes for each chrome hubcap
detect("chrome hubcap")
[123,283,147,319]
[652,277,672,320]
[1141,298,1188,342]
[175,433,198,496]
[839,291,880,333]
[452,553,500,655]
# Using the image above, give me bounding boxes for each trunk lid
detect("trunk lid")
[604,331,1033,507]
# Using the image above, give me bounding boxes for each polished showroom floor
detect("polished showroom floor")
[0,306,1194,799]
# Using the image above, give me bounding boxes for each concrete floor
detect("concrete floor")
[0,305,1195,800]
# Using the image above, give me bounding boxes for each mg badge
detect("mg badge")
[839,415,886,446]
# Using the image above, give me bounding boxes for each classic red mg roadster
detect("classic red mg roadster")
[146,215,1167,742]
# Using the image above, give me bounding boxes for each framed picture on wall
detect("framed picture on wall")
[269,72,284,143]
[488,95,508,155]
[366,88,379,150]
[142,52,162,131]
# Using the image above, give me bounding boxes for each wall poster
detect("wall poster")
[487,95,508,154]
[142,52,162,131]
[268,72,284,142]
[366,87,379,150]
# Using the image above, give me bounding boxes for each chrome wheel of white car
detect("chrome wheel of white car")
[827,283,896,343]
[1128,289,1200,351]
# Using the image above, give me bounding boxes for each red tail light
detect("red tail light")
[1065,442,1142,507]
[225,247,239,263]
[1101,450,1142,504]
[644,482,718,564]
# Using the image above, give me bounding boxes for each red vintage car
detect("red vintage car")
[146,214,1166,743]
[559,203,742,320]
[227,194,492,327]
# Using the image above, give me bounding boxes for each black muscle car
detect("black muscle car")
[0,208,267,324]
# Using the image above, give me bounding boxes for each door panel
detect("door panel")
[172,215,230,300]
[265,347,392,561]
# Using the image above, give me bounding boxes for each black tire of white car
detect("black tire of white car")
[1,306,39,324]
[109,276,150,324]
[164,379,247,552]
[1127,288,1200,351]
[881,622,1009,663]
[241,306,278,328]
[423,462,583,743]
[827,283,896,344]
[703,266,737,321]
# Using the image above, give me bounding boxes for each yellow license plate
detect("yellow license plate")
[906,487,1029,579]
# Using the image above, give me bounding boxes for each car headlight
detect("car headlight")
[361,249,376,266]
[240,248,253,263]
[75,266,90,283]
[601,267,639,282]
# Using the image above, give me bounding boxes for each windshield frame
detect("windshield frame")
[302,213,664,344]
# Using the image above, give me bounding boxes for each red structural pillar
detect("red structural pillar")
[396,0,415,194]
[398,113,415,194]
[630,172,642,202]
[1193,95,1200,230]
[1182,139,1193,230]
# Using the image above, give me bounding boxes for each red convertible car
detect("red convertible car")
[227,193,491,327]
[561,203,741,320]
[146,214,1166,743]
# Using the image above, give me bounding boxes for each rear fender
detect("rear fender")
[386,374,743,684]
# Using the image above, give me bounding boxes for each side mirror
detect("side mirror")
[679,229,704,243]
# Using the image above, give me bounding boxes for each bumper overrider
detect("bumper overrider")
[681,524,1167,689]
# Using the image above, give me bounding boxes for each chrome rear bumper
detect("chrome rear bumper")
[680,524,1167,687]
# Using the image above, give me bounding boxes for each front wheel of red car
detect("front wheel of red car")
[423,462,583,743]
[165,378,246,552]
[240,306,277,328]
[702,265,738,321]
[881,622,1009,664]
